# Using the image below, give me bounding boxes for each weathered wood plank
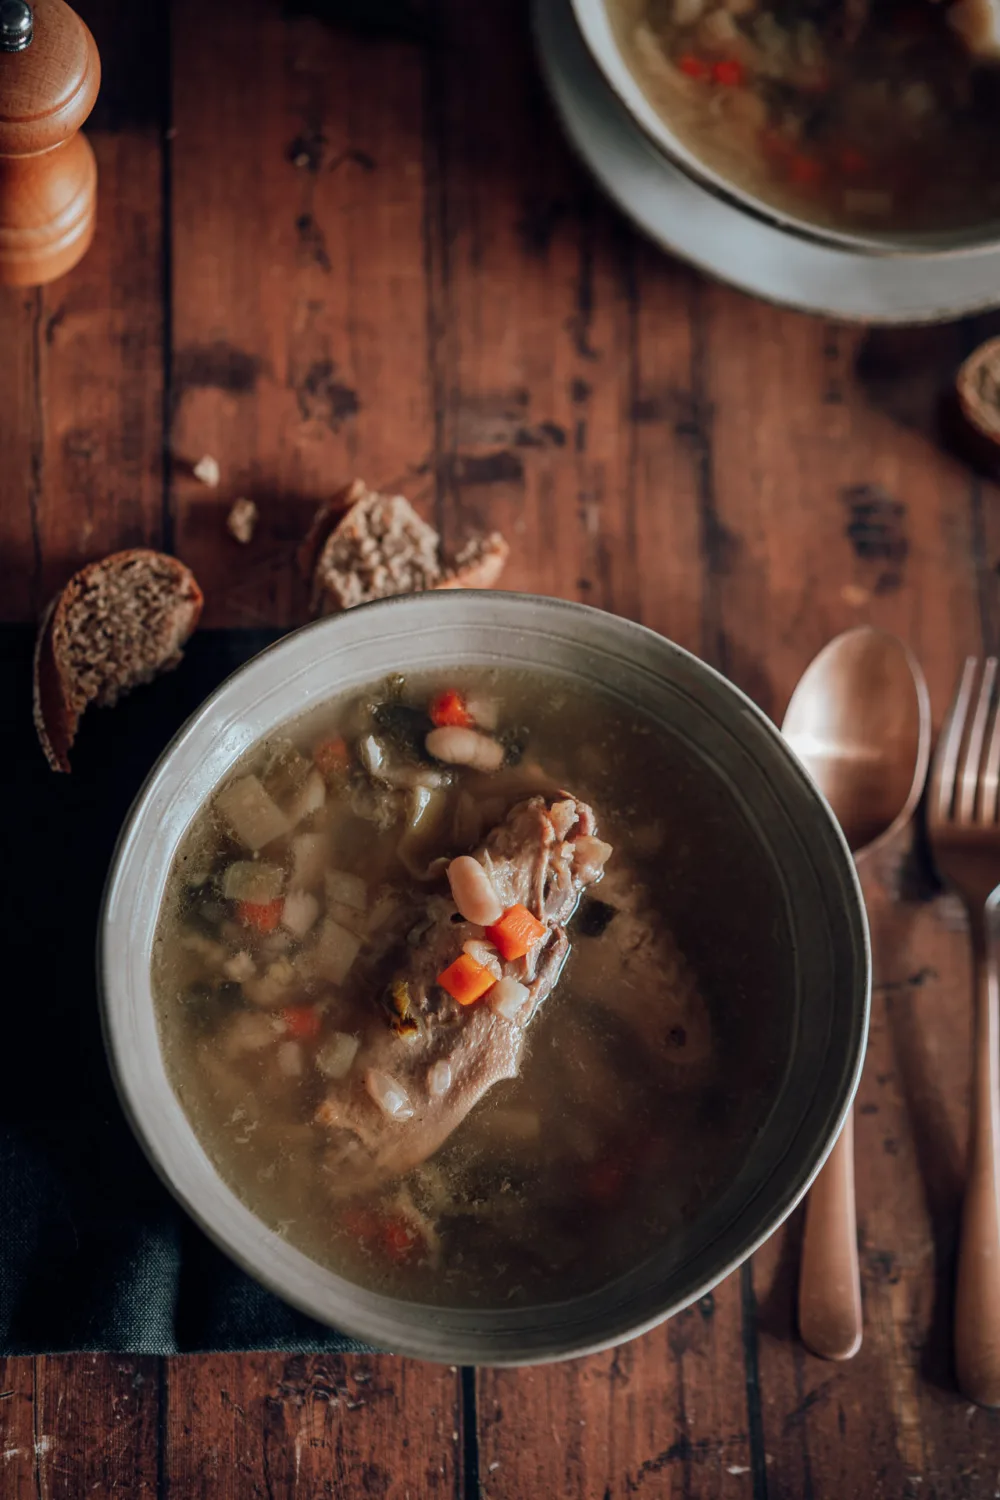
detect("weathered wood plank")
[478,1291,755,1499]
[0,1359,39,1500]
[0,0,167,622]
[0,291,44,620]
[164,1354,461,1499]
[169,0,431,626]
[699,301,1000,1496]
[32,1356,160,1499]
[424,2,754,1490]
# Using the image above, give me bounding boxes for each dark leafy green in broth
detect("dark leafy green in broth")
[153,670,791,1306]
[614,0,1000,236]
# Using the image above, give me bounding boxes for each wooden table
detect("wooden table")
[3,1,1000,1494]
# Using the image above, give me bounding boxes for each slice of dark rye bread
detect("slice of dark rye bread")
[302,478,509,614]
[33,550,204,773]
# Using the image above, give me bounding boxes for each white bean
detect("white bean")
[281,889,320,938]
[426,726,505,773]
[447,855,503,926]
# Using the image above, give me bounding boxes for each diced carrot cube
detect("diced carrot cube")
[437,953,496,1007]
[281,1005,322,1041]
[711,59,744,86]
[313,736,350,779]
[237,898,284,934]
[485,904,548,961]
[678,53,709,79]
[429,688,475,729]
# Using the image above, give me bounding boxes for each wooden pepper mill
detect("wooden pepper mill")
[0,0,100,286]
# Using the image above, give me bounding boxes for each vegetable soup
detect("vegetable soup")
[153,670,791,1307]
[612,0,1000,236]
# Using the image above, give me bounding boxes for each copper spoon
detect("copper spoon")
[782,627,931,1360]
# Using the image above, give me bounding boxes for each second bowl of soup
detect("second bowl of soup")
[100,592,869,1363]
[571,0,1000,250]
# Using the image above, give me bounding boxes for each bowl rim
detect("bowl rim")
[98,591,871,1364]
[566,0,1000,260]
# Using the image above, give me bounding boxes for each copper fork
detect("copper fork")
[928,658,1000,1407]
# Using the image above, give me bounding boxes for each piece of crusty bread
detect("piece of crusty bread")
[957,337,1000,448]
[306,478,509,614]
[33,549,203,773]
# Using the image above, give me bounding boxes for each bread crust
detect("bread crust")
[32,549,203,773]
[306,479,509,613]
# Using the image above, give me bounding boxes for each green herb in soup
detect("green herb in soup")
[153,670,791,1306]
[614,0,1000,236]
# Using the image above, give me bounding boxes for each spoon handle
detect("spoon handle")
[955,915,1000,1408]
[797,1109,862,1360]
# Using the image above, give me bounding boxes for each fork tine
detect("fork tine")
[982,662,1000,824]
[959,659,995,824]
[932,658,977,824]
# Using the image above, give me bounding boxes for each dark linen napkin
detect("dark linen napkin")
[0,624,373,1354]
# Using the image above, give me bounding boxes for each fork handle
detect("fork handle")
[956,917,1000,1407]
[797,1107,862,1360]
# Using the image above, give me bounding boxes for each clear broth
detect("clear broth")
[153,668,792,1307]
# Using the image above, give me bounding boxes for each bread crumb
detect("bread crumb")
[227,497,258,544]
[193,455,221,487]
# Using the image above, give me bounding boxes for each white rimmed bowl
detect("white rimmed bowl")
[99,591,869,1365]
[569,0,1000,257]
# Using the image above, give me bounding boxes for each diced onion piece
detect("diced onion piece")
[313,919,363,984]
[286,767,326,825]
[281,889,320,938]
[490,976,530,1022]
[222,860,284,903]
[277,1041,303,1077]
[448,855,503,926]
[222,950,256,983]
[290,831,328,889]
[427,1060,452,1097]
[223,1011,276,1056]
[366,1069,414,1121]
[462,939,502,980]
[316,1032,360,1080]
[243,957,297,1009]
[327,900,368,937]
[358,734,386,777]
[366,894,399,933]
[216,775,290,851]
[325,869,368,912]
[464,693,500,731]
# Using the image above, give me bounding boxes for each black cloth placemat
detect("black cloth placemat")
[0,624,373,1354]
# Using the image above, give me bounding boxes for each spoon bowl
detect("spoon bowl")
[783,627,931,857]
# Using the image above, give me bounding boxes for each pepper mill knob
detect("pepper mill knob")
[0,0,100,286]
[1,2,34,53]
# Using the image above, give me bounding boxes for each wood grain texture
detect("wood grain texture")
[0,1359,39,1500]
[0,1357,161,1499]
[164,1354,461,1498]
[3,0,1000,1494]
[169,0,431,626]
[0,0,165,617]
